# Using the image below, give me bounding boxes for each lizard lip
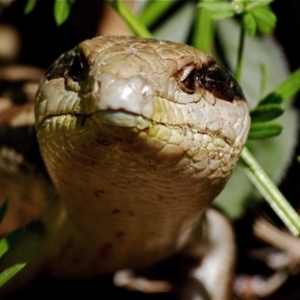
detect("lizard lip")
[92,110,151,129]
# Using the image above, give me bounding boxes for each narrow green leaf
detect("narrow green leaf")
[24,0,38,14]
[199,2,235,20]
[0,264,26,288]
[234,21,246,82]
[54,0,74,25]
[139,0,177,28]
[200,2,233,13]
[0,202,8,223]
[249,122,282,139]
[260,68,300,104]
[0,238,8,259]
[246,0,274,10]
[250,104,284,122]
[210,10,235,20]
[251,6,276,35]
[0,227,25,259]
[5,227,25,247]
[258,64,268,99]
[243,11,256,36]
[192,7,214,53]
[241,147,300,237]
[259,93,283,105]
[108,0,152,38]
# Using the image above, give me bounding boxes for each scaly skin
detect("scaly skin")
[3,36,250,298]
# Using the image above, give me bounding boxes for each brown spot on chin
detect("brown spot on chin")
[115,231,124,238]
[98,243,112,258]
[94,189,105,197]
[112,208,121,214]
[157,195,164,202]
[128,211,135,217]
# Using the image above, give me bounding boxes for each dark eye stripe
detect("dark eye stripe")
[180,61,245,102]
[45,48,88,82]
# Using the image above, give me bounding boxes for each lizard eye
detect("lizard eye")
[45,48,88,82]
[68,51,89,82]
[179,62,244,102]
[178,65,199,94]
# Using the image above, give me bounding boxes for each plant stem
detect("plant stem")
[139,0,176,28]
[108,0,152,38]
[235,18,245,82]
[0,264,26,288]
[192,6,214,53]
[241,147,300,236]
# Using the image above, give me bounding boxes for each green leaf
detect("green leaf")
[54,0,74,26]
[153,1,194,43]
[249,122,282,139]
[192,6,214,52]
[24,0,38,14]
[246,0,274,10]
[139,0,176,28]
[0,239,8,259]
[5,227,25,247]
[260,68,300,104]
[0,227,25,259]
[251,6,276,35]
[199,2,235,20]
[241,147,300,237]
[0,202,8,223]
[250,104,284,122]
[259,93,283,105]
[108,0,152,38]
[258,64,268,99]
[243,11,256,36]
[0,264,26,288]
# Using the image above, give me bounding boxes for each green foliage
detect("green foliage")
[192,6,214,53]
[24,0,75,25]
[24,0,37,14]
[250,5,277,35]
[200,0,276,82]
[249,122,282,139]
[0,202,26,288]
[0,264,26,288]
[138,0,177,28]
[250,104,284,123]
[249,68,300,139]
[200,0,277,36]
[199,1,235,20]
[261,68,300,104]
[108,0,152,37]
[54,0,75,25]
[0,227,25,259]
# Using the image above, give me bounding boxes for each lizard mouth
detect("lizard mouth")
[92,110,151,129]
